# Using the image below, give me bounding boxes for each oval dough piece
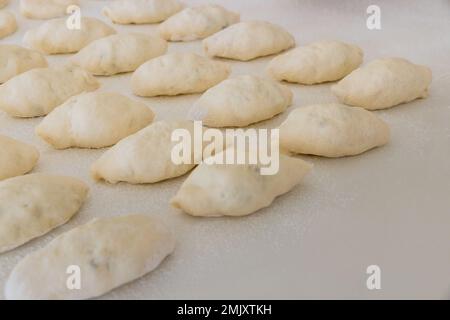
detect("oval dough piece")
[0,173,88,253]
[203,21,295,61]
[331,58,432,110]
[171,150,312,217]
[267,40,363,85]
[0,44,48,84]
[71,33,167,76]
[0,65,100,118]
[159,4,240,41]
[279,103,390,157]
[189,75,293,127]
[91,120,199,184]
[0,135,39,181]
[103,0,182,24]
[0,10,17,39]
[132,53,230,97]
[36,91,155,149]
[5,214,175,300]
[20,0,80,20]
[24,17,116,54]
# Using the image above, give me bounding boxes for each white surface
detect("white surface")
[1,0,450,299]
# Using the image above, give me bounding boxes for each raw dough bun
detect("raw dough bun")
[0,1,8,9]
[189,75,292,127]
[171,150,312,217]
[0,173,88,253]
[331,57,432,110]
[24,17,116,54]
[0,44,48,84]
[5,214,175,300]
[279,103,390,157]
[203,21,295,61]
[0,10,17,39]
[132,53,230,97]
[0,135,39,181]
[267,40,363,84]
[91,121,199,184]
[20,0,80,20]
[103,0,182,24]
[36,91,155,149]
[71,33,167,76]
[159,4,240,41]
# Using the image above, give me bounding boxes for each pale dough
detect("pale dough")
[20,0,80,20]
[0,10,17,39]
[0,0,8,9]
[24,17,116,54]
[131,53,230,97]
[0,135,39,181]
[4,214,175,300]
[0,65,100,118]
[0,44,48,84]
[0,173,88,254]
[189,75,293,127]
[267,40,363,84]
[203,21,295,61]
[331,57,432,110]
[159,4,240,41]
[71,33,167,76]
[103,0,182,24]
[279,103,390,157]
[91,120,199,184]
[36,91,155,149]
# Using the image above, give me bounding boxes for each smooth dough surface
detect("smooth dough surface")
[159,4,239,41]
[279,103,390,157]
[267,40,363,84]
[189,75,292,127]
[36,91,155,149]
[20,0,80,20]
[91,120,199,184]
[103,0,182,24]
[171,150,312,217]
[0,65,99,118]
[0,0,8,9]
[132,53,230,97]
[0,135,39,181]
[331,57,432,110]
[0,44,48,84]
[203,21,295,61]
[5,214,175,300]
[24,17,116,54]
[0,10,17,39]
[71,33,167,76]
[0,173,88,253]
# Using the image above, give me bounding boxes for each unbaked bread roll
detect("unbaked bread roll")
[267,40,363,84]
[5,214,175,300]
[71,33,167,76]
[189,75,292,127]
[0,10,17,39]
[0,135,39,181]
[279,103,390,157]
[0,65,100,118]
[91,120,199,184]
[0,173,88,253]
[331,58,432,110]
[24,17,116,54]
[0,45,48,84]
[159,4,239,41]
[0,0,8,9]
[132,53,230,97]
[20,0,80,19]
[36,91,155,149]
[171,150,312,217]
[203,21,295,61]
[103,0,182,24]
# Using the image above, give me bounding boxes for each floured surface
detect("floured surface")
[0,0,449,299]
